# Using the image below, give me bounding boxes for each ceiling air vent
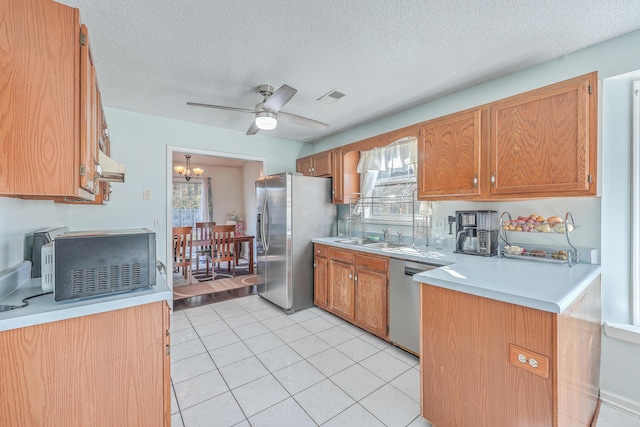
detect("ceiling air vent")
[317,90,346,104]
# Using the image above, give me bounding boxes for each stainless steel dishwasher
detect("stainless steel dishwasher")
[389,258,438,356]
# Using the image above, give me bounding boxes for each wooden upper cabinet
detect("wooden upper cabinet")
[296,156,314,176]
[489,72,597,197]
[313,151,332,176]
[79,24,99,196]
[296,151,332,177]
[331,147,360,204]
[0,0,98,201]
[418,109,483,199]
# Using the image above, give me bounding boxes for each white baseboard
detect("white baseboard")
[600,389,640,418]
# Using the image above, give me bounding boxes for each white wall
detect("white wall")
[198,165,244,226]
[67,108,307,272]
[0,198,69,271]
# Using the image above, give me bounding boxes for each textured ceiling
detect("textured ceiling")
[58,0,640,143]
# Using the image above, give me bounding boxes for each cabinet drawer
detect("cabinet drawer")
[329,248,355,264]
[314,244,328,257]
[356,253,388,272]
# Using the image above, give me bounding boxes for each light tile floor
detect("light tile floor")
[170,294,640,427]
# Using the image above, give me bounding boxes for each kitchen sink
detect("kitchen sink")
[336,239,407,249]
[364,242,407,249]
[337,238,368,245]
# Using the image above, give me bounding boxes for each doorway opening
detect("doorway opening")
[166,146,265,307]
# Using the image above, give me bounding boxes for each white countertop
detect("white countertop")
[0,261,172,332]
[312,237,602,313]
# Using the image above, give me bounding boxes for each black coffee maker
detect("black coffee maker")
[453,210,499,256]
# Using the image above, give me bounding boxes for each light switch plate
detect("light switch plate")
[143,190,151,200]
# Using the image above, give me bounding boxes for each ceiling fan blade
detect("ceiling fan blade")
[246,120,260,135]
[278,111,329,130]
[187,102,256,114]
[262,84,297,113]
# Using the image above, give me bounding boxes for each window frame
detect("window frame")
[171,178,204,228]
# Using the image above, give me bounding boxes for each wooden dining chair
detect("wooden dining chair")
[194,221,215,273]
[173,226,193,282]
[208,225,236,277]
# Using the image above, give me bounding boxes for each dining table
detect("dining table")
[192,233,255,274]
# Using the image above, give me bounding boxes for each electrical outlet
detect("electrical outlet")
[509,344,549,378]
[143,190,151,200]
[154,218,162,228]
[435,219,445,230]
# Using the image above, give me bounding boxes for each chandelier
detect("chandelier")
[174,154,203,182]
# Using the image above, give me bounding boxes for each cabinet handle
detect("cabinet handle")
[491,172,496,188]
[354,274,358,282]
[313,262,316,268]
[473,174,478,189]
[349,274,352,280]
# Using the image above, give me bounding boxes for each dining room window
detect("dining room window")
[172,180,203,227]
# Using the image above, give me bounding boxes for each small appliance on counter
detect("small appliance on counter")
[454,210,499,256]
[30,226,70,278]
[45,228,156,301]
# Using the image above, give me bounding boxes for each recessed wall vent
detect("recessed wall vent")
[317,90,347,104]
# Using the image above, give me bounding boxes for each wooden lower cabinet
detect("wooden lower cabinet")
[354,264,388,338]
[419,277,601,427]
[0,301,171,427]
[313,245,329,308]
[318,245,389,340]
[328,258,356,321]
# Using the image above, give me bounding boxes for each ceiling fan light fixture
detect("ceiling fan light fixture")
[255,111,277,130]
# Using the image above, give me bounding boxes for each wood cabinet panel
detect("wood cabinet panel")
[79,24,98,195]
[0,0,94,200]
[328,259,355,320]
[355,252,388,273]
[296,151,332,177]
[0,0,115,202]
[296,156,313,176]
[313,151,332,177]
[318,247,389,339]
[418,109,483,198]
[490,74,595,197]
[314,245,329,308]
[0,301,169,427]
[355,267,388,339]
[419,277,601,427]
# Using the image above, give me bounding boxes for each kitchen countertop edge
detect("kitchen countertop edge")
[312,237,602,314]
[0,261,172,332]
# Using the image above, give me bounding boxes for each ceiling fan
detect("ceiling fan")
[187,84,329,135]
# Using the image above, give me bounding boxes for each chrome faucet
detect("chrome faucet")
[397,231,403,244]
[382,228,392,242]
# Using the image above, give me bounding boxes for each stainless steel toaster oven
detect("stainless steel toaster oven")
[51,228,156,301]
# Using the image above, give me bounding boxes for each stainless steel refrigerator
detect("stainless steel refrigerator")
[256,172,336,313]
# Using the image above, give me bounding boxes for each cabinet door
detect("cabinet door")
[0,1,93,200]
[313,151,333,177]
[332,147,344,203]
[355,267,388,339]
[79,24,99,195]
[328,260,355,320]
[418,109,482,199]
[314,248,329,308]
[490,73,596,197]
[296,156,314,176]
[0,302,167,426]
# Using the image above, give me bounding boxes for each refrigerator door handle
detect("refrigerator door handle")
[262,198,270,251]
